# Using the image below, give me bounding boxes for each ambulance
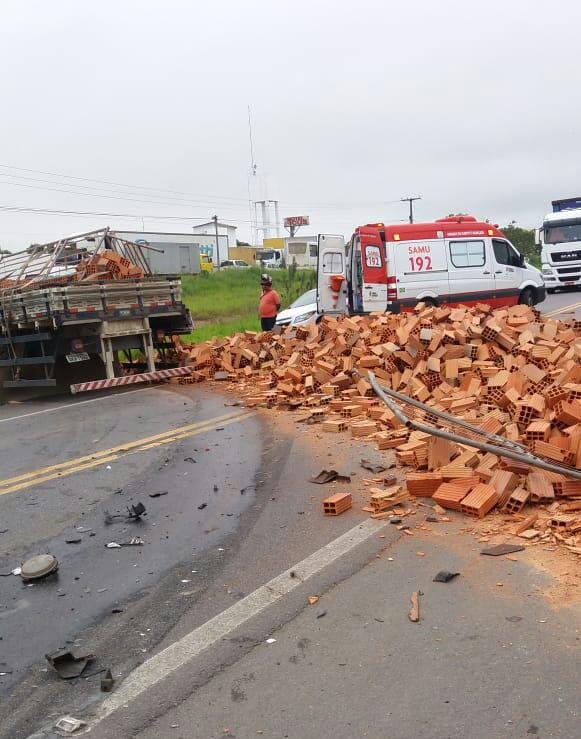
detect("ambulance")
[316,216,545,316]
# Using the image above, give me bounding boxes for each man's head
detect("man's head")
[260,273,272,290]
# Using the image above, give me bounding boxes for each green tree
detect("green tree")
[501,223,540,267]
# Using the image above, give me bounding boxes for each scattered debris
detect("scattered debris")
[128,502,146,519]
[316,610,327,619]
[198,503,208,510]
[309,469,351,484]
[390,517,402,525]
[106,537,144,548]
[307,595,319,605]
[408,591,420,622]
[265,638,276,644]
[65,538,82,545]
[54,715,87,734]
[20,554,58,581]
[148,491,168,498]
[433,571,460,583]
[100,669,114,692]
[46,648,94,679]
[184,457,196,463]
[481,543,525,557]
[506,615,523,622]
[361,459,386,474]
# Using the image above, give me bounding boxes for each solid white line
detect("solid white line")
[94,518,387,726]
[0,386,153,425]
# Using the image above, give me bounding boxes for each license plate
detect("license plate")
[66,352,90,363]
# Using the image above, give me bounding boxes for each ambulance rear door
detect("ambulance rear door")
[359,228,388,312]
[316,234,347,315]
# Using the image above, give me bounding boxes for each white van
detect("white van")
[317,216,545,315]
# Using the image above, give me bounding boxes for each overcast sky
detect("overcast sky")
[0,0,579,250]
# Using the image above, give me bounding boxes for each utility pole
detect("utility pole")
[213,215,220,269]
[401,196,421,224]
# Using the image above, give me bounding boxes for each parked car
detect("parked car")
[220,259,250,269]
[275,288,319,327]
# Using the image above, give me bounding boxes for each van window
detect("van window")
[322,251,344,274]
[449,240,485,268]
[493,239,520,267]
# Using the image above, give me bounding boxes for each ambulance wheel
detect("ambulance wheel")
[547,288,556,294]
[518,287,535,306]
[418,297,437,308]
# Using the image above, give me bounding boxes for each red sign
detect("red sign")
[284,215,309,228]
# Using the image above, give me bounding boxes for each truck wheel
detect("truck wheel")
[518,288,535,306]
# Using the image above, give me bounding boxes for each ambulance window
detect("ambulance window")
[449,240,485,268]
[322,251,344,274]
[493,239,520,267]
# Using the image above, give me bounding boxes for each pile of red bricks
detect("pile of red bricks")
[171,303,581,541]
[76,249,144,282]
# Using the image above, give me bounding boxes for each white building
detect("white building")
[192,221,237,266]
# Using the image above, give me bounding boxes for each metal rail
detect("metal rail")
[367,371,581,481]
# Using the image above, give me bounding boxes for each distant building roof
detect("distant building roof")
[193,221,237,230]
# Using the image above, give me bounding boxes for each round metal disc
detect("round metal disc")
[20,554,58,580]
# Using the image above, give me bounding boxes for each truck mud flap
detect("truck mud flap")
[70,366,192,394]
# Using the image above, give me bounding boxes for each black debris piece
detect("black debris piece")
[127,502,146,519]
[360,459,386,474]
[100,669,114,692]
[198,503,207,510]
[149,491,168,498]
[184,457,197,463]
[426,515,438,523]
[316,610,327,619]
[481,543,525,557]
[65,538,82,545]
[213,485,219,492]
[45,649,94,679]
[390,517,402,525]
[433,571,460,583]
[506,615,523,623]
[309,470,351,484]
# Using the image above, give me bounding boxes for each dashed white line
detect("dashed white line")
[93,518,387,727]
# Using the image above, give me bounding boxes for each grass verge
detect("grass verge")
[181,266,316,341]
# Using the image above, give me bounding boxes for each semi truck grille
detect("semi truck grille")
[552,250,581,262]
[556,266,581,275]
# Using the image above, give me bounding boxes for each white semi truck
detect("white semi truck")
[538,197,581,293]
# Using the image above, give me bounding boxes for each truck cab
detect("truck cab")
[317,216,545,316]
[538,197,581,292]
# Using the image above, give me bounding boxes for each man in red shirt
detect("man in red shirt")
[258,273,281,331]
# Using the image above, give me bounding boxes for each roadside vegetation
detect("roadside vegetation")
[182,265,316,341]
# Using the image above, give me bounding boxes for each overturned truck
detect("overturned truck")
[0,228,192,393]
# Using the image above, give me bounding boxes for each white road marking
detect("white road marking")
[93,518,387,726]
[0,386,153,425]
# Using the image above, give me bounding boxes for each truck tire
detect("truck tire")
[518,287,535,306]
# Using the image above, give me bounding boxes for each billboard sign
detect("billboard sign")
[284,215,310,228]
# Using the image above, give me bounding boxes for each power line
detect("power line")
[0,162,405,211]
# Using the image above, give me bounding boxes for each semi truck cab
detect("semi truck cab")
[538,197,581,292]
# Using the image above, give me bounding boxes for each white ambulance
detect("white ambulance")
[317,216,545,315]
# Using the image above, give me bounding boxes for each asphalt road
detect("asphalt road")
[0,289,579,739]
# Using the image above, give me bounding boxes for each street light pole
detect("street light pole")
[401,196,422,224]
[213,214,220,269]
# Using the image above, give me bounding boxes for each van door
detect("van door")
[316,234,347,315]
[446,238,492,304]
[392,238,448,304]
[491,238,521,305]
[359,230,388,312]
